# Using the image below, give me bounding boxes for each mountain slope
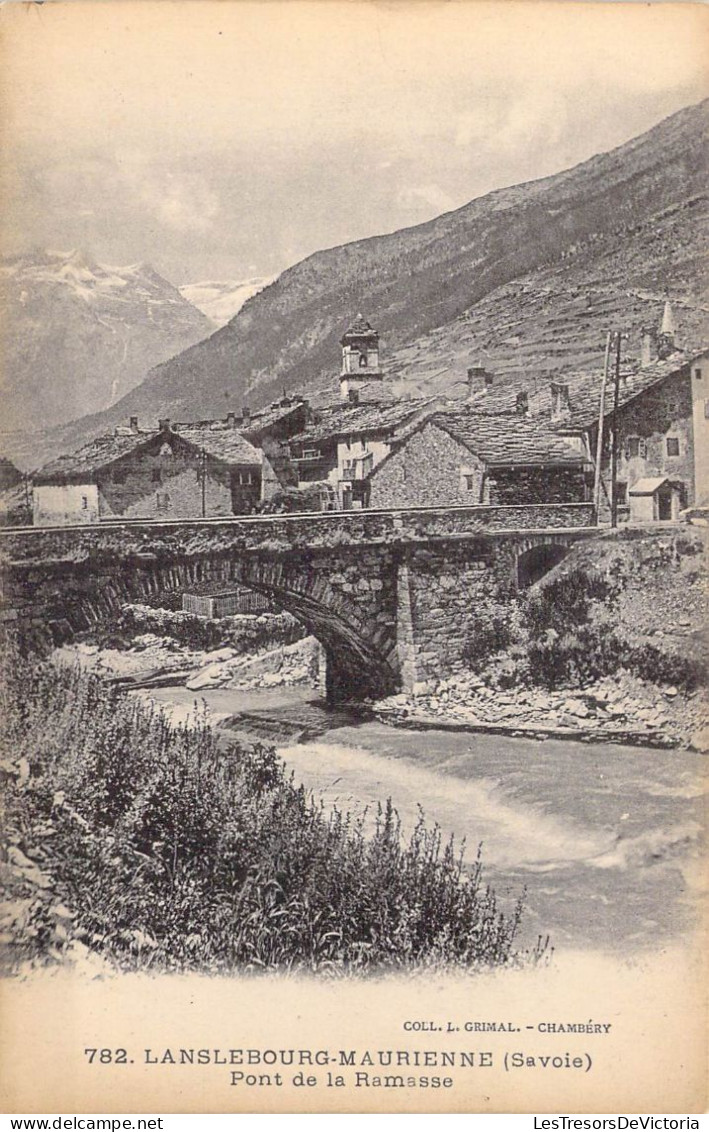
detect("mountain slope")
[11,99,709,467]
[0,250,213,431]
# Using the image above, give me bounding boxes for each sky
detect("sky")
[1,1,707,285]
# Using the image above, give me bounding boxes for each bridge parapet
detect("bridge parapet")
[0,503,596,566]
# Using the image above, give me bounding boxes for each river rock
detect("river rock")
[186,665,225,690]
[203,647,238,664]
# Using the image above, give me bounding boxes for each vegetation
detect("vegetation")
[461,604,515,673]
[461,561,707,693]
[0,650,537,976]
[522,567,706,691]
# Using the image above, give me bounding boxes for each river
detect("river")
[146,684,706,957]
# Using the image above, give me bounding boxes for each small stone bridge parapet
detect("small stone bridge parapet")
[0,503,597,701]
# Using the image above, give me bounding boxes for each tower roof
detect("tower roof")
[661,300,676,336]
[341,314,377,343]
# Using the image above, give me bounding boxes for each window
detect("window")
[695,368,703,381]
[359,352,368,368]
[239,471,253,485]
[666,437,680,457]
[152,468,162,483]
[616,482,628,506]
[156,492,170,512]
[81,495,88,510]
[704,400,709,420]
[627,436,641,458]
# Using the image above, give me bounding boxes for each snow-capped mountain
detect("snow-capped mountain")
[1,249,213,431]
[178,277,271,327]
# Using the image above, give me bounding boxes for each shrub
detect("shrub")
[1,649,537,976]
[526,625,624,689]
[461,607,514,672]
[523,567,617,639]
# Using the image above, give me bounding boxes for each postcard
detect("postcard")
[0,0,707,1115]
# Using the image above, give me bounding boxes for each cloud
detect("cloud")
[116,150,221,234]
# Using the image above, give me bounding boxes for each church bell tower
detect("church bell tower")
[340,315,383,400]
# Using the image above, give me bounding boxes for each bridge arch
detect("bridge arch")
[7,548,400,702]
[515,539,571,589]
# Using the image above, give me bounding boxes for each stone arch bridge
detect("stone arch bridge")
[0,504,597,701]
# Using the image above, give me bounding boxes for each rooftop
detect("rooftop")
[465,347,708,431]
[289,398,437,446]
[34,422,261,483]
[433,408,588,466]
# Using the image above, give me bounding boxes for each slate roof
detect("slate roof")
[433,409,587,467]
[466,348,708,432]
[34,424,261,483]
[175,426,262,465]
[341,314,377,342]
[289,398,437,446]
[34,431,154,483]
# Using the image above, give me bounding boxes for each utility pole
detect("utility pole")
[200,448,206,517]
[593,331,613,522]
[609,331,623,529]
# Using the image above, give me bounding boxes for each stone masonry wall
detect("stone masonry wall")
[368,422,487,508]
[400,540,516,686]
[597,369,695,517]
[490,465,588,505]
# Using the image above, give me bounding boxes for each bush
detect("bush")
[0,650,536,975]
[461,607,514,672]
[624,642,706,692]
[526,625,707,692]
[523,568,617,639]
[527,625,624,689]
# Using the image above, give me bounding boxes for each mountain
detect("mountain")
[178,278,272,327]
[8,100,708,468]
[0,249,213,431]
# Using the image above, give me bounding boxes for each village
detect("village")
[3,304,707,543]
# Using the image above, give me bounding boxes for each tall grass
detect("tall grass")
[0,650,537,975]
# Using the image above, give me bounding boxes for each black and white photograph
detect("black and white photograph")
[0,0,707,1116]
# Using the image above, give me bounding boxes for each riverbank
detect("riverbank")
[371,669,708,752]
[56,632,707,751]
[139,681,706,955]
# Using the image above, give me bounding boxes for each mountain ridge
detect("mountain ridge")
[6,98,708,469]
[0,249,214,432]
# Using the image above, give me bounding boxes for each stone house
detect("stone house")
[32,417,269,525]
[366,411,590,509]
[551,346,709,522]
[288,396,441,509]
[464,312,709,523]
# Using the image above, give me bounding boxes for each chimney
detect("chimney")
[550,382,570,422]
[242,405,251,427]
[640,327,658,367]
[129,415,139,433]
[515,391,529,417]
[467,365,492,397]
[158,418,170,432]
[348,388,360,405]
[226,412,236,428]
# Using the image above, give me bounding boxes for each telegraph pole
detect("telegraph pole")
[200,448,206,517]
[593,331,613,522]
[609,331,623,529]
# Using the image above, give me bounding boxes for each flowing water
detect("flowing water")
[146,685,707,955]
